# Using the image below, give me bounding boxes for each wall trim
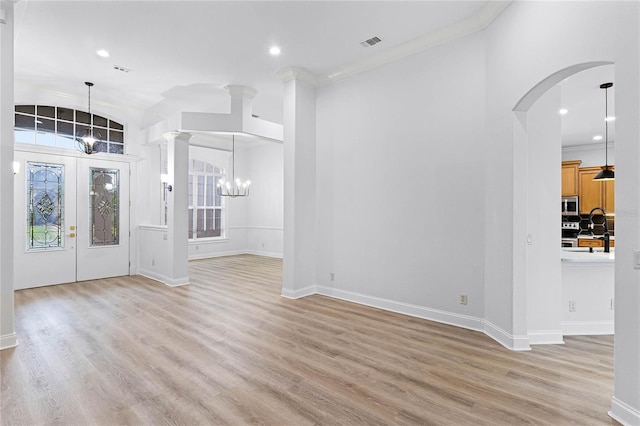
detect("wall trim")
[609,396,640,426]
[0,333,18,350]
[138,269,189,287]
[484,321,532,351]
[281,285,317,299]
[283,285,532,351]
[562,321,614,336]
[316,285,484,332]
[189,249,246,261]
[245,249,283,259]
[528,330,565,345]
[317,1,512,86]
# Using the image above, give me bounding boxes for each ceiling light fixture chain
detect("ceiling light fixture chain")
[77,81,99,155]
[593,82,614,181]
[216,135,251,198]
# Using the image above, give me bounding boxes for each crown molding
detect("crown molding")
[276,66,319,86]
[316,0,513,86]
[563,141,615,152]
[224,85,258,100]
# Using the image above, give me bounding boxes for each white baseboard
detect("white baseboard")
[282,285,533,351]
[138,269,189,287]
[316,285,485,333]
[245,249,283,259]
[0,333,18,350]
[562,321,614,336]
[189,249,246,260]
[528,330,565,345]
[189,249,283,261]
[610,396,640,426]
[484,320,531,351]
[281,285,317,299]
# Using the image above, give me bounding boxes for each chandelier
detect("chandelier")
[216,135,251,198]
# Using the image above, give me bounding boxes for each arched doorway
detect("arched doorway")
[512,61,615,344]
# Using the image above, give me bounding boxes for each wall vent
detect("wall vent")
[360,36,382,48]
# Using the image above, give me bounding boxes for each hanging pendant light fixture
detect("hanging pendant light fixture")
[593,82,615,181]
[216,135,251,198]
[77,81,99,155]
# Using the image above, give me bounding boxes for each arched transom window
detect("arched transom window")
[14,105,125,154]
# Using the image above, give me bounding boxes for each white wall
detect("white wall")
[245,141,283,258]
[315,33,486,328]
[562,262,614,336]
[526,85,563,344]
[138,140,284,267]
[483,1,639,422]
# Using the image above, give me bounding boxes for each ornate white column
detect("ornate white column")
[163,131,191,286]
[277,67,317,297]
[0,0,17,350]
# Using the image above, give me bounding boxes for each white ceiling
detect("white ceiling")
[12,1,614,147]
[559,64,615,148]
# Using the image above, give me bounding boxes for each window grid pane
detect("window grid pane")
[14,105,125,154]
[189,159,225,240]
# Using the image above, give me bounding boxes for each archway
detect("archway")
[512,61,615,345]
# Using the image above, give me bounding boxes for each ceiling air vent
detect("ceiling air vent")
[113,65,132,73]
[360,36,382,48]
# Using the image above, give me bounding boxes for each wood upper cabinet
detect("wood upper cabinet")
[578,166,615,214]
[562,160,581,196]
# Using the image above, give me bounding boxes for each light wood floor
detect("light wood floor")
[1,255,617,425]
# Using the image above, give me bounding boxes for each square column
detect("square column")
[164,131,191,286]
[278,67,317,297]
[0,0,17,350]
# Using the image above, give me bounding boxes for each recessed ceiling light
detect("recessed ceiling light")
[559,108,568,115]
[605,116,616,122]
[269,46,281,56]
[96,49,110,58]
[593,135,603,141]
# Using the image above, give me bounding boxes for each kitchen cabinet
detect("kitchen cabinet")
[562,160,581,196]
[578,166,614,214]
[578,238,615,248]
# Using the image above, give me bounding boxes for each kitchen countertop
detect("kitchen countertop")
[561,247,615,263]
[577,234,615,239]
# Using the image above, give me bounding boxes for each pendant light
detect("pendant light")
[593,82,614,181]
[77,81,99,155]
[216,135,251,198]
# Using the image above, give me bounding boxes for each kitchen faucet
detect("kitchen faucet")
[589,206,610,253]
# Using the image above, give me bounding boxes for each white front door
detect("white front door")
[14,151,130,289]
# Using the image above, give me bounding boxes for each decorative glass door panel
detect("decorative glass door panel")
[90,168,120,246]
[76,158,129,282]
[14,151,130,289]
[26,162,64,250]
[14,153,77,288]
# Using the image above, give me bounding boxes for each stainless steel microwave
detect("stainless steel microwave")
[561,196,579,216]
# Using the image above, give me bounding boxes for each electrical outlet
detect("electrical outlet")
[330,273,335,282]
[610,299,614,310]
[460,294,468,305]
[569,300,576,312]
[152,259,155,267]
